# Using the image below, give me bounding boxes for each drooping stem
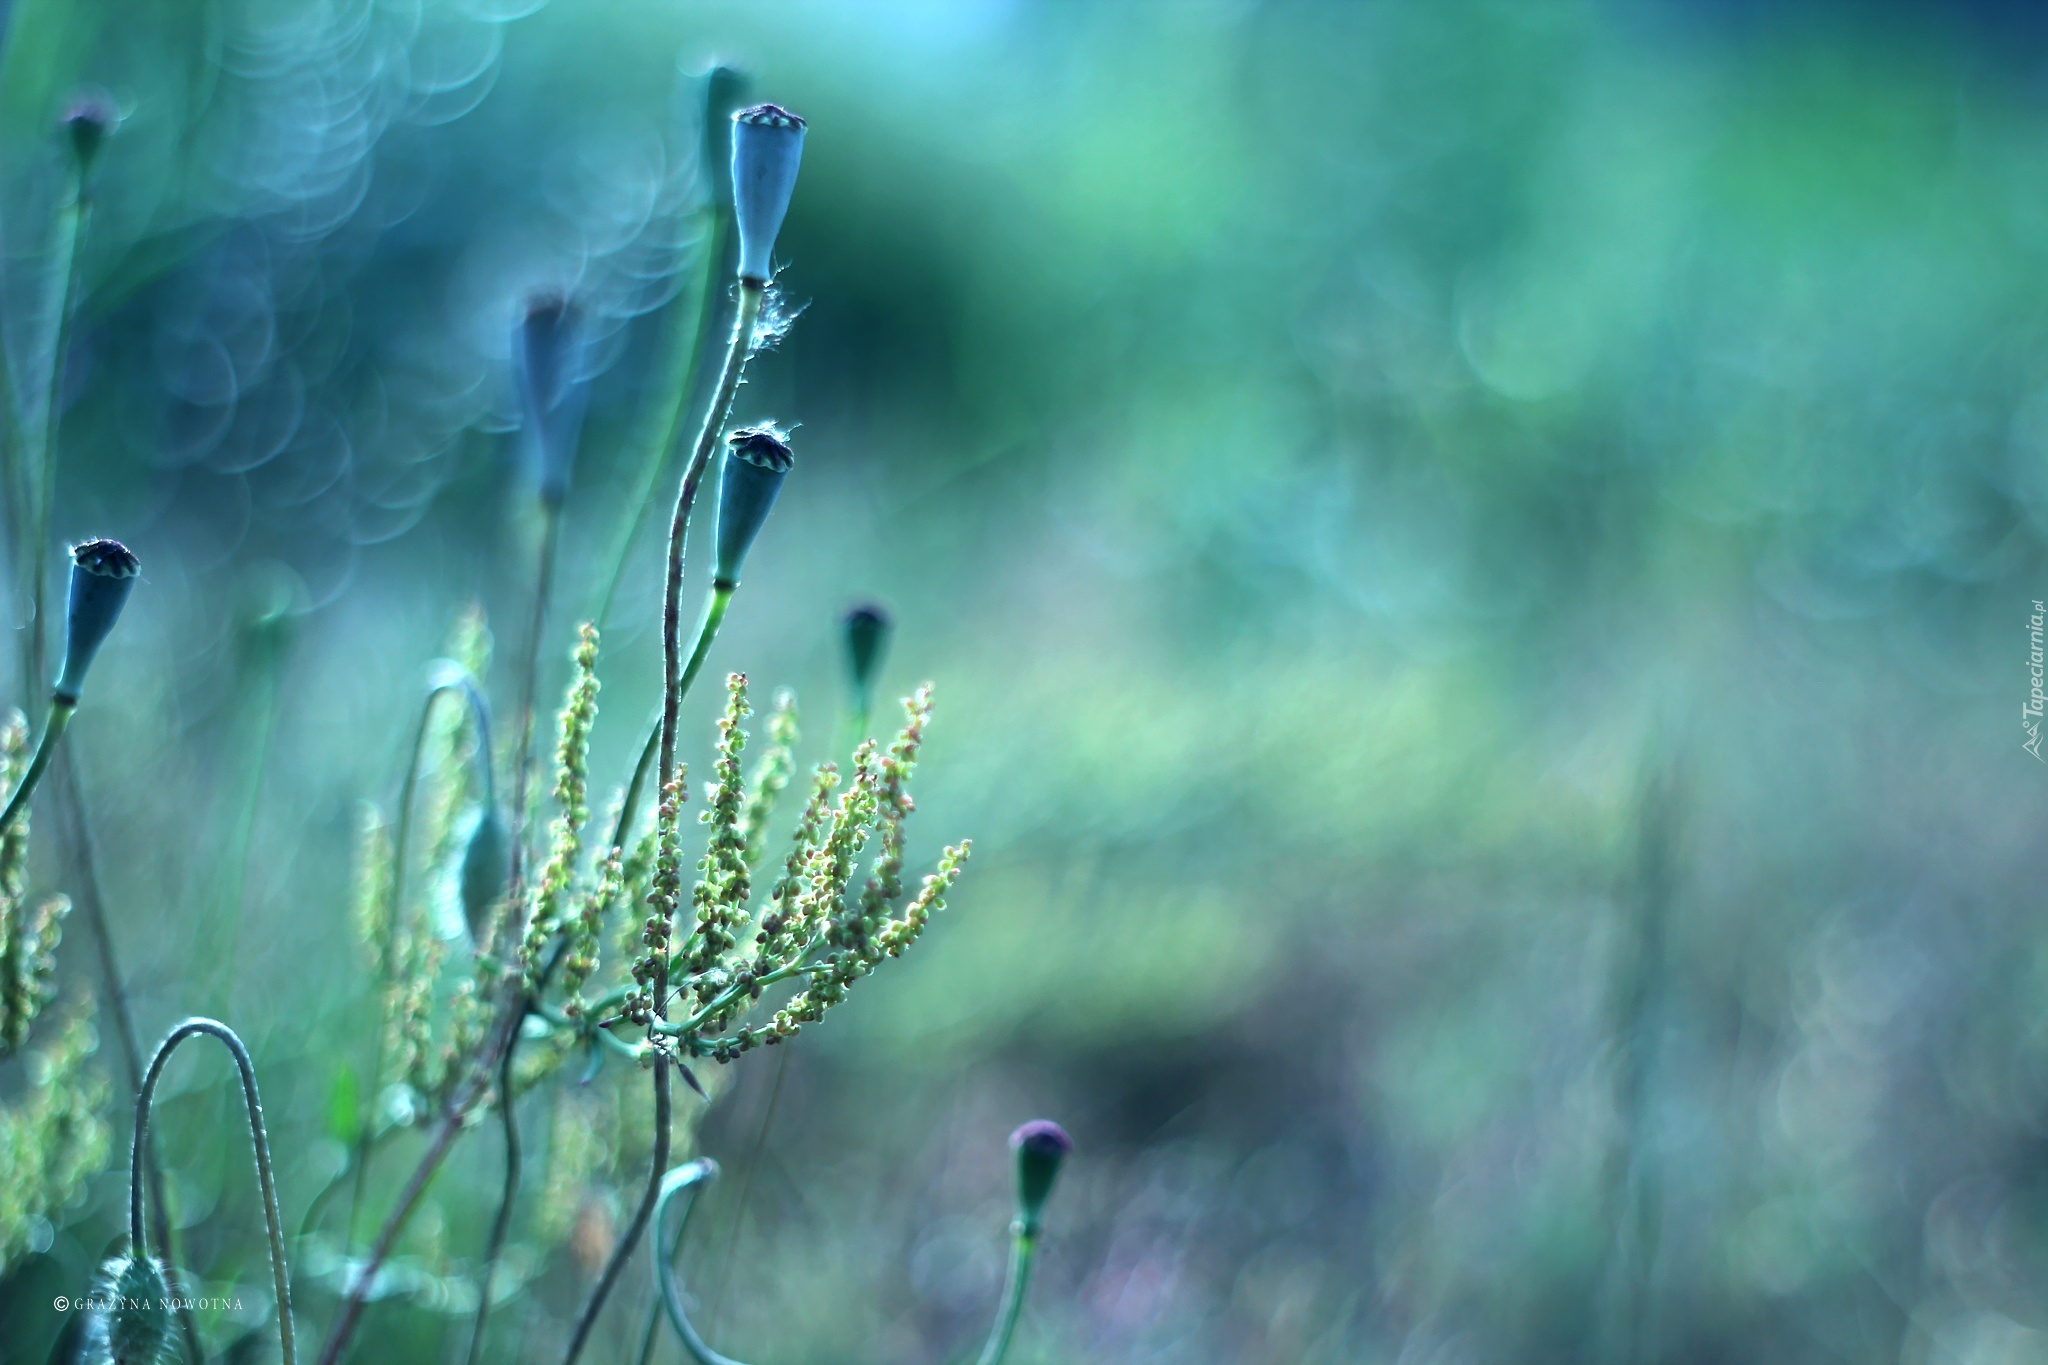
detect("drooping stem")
[562,1062,671,1365]
[463,1025,524,1365]
[973,1230,1039,1365]
[49,753,203,1365]
[0,698,71,834]
[131,1018,295,1365]
[345,671,492,1250]
[653,1159,752,1365]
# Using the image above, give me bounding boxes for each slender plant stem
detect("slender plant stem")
[24,178,89,718]
[563,1063,671,1365]
[652,1160,751,1365]
[132,1018,296,1365]
[0,697,69,834]
[706,1045,787,1338]
[49,752,203,1365]
[318,989,525,1365]
[345,673,489,1251]
[510,502,563,892]
[463,1025,524,1365]
[974,1232,1040,1365]
[210,645,285,996]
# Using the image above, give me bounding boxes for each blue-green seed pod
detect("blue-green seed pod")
[89,1255,173,1365]
[1009,1119,1072,1236]
[731,104,805,284]
[53,539,139,705]
[516,294,590,507]
[61,89,117,175]
[712,426,794,588]
[843,603,891,712]
[459,805,510,945]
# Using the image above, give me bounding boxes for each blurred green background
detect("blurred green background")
[5,0,2048,1361]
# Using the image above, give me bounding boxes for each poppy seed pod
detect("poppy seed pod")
[53,538,139,705]
[712,426,794,588]
[843,603,891,710]
[60,89,117,175]
[731,104,805,284]
[1010,1119,1073,1235]
[517,294,590,507]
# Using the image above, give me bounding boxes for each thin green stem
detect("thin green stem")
[346,672,489,1250]
[49,752,204,1365]
[132,1018,296,1365]
[0,698,71,835]
[973,1232,1039,1365]
[510,501,563,892]
[653,1159,752,1365]
[24,180,88,718]
[464,1033,524,1365]
[563,1062,672,1365]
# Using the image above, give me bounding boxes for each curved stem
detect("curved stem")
[463,1025,524,1365]
[49,752,203,1365]
[0,698,70,835]
[973,1230,1039,1365]
[132,1018,295,1365]
[562,1061,671,1365]
[653,1159,752,1365]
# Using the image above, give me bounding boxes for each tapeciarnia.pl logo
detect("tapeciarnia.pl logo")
[2027,600,2045,761]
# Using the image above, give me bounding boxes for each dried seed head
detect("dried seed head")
[1010,1119,1072,1235]
[712,425,794,588]
[89,1255,173,1365]
[54,539,139,704]
[731,103,805,284]
[516,293,590,507]
[61,89,118,174]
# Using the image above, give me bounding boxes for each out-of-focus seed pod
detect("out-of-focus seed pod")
[516,294,590,508]
[1009,1119,1072,1236]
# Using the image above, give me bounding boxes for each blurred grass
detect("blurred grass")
[3,0,2048,1362]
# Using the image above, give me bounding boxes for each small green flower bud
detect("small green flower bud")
[61,89,118,176]
[842,604,891,713]
[516,293,590,507]
[90,1255,173,1365]
[54,539,139,705]
[1009,1119,1072,1236]
[712,425,793,588]
[459,804,510,945]
[731,103,805,284]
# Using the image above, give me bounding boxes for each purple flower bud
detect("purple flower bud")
[731,104,805,285]
[516,293,590,507]
[60,89,117,174]
[1010,1119,1072,1233]
[713,425,794,588]
[53,539,138,704]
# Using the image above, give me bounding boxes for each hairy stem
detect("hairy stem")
[132,1018,295,1365]
[563,1062,672,1365]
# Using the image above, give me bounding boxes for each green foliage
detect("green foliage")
[0,1006,109,1267]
